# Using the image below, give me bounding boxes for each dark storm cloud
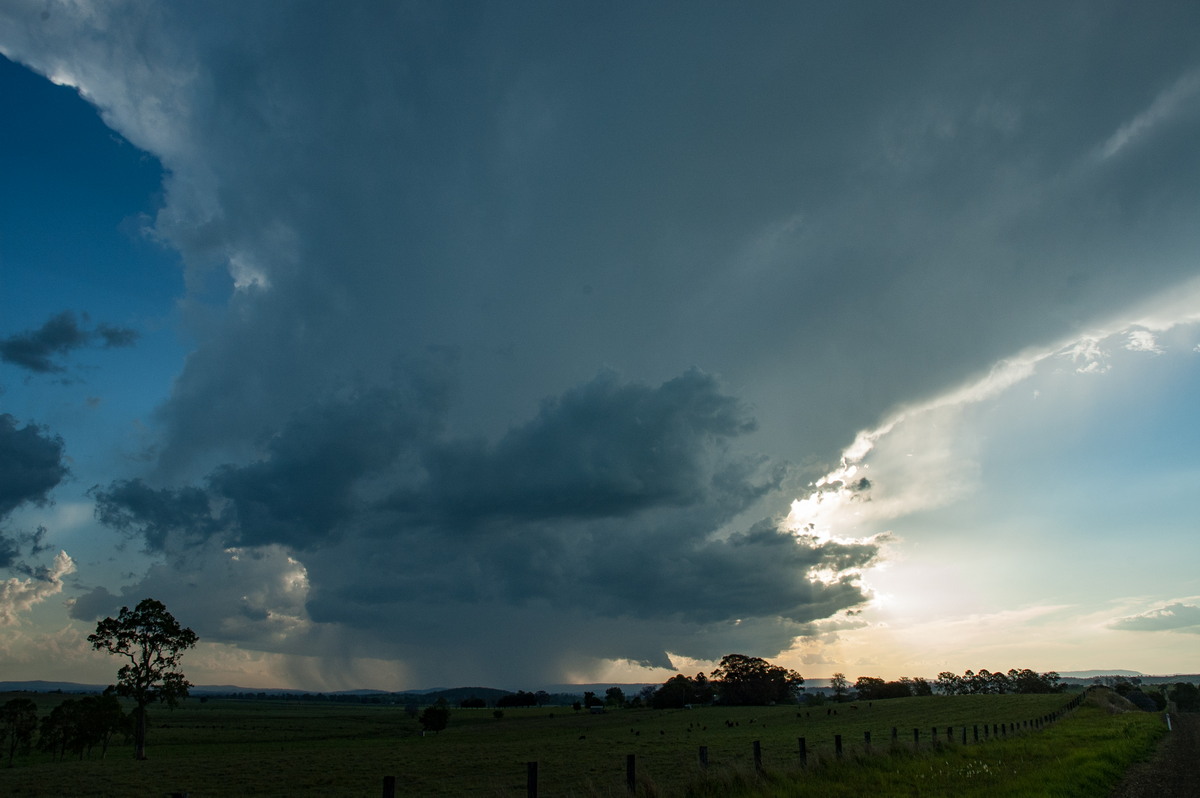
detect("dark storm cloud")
[6,1,1200,681]
[92,479,220,552]
[408,369,758,525]
[0,414,67,567]
[0,311,138,373]
[0,414,67,519]
[89,369,878,671]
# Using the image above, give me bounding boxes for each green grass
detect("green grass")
[701,692,1166,798]
[0,690,1162,796]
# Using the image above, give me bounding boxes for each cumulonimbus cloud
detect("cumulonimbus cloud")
[87,369,879,682]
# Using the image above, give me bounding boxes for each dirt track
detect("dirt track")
[1109,713,1200,797]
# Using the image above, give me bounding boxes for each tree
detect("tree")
[1169,682,1200,712]
[0,698,38,765]
[650,673,716,709]
[605,687,626,707]
[88,598,198,760]
[935,671,964,695]
[905,676,934,696]
[710,654,804,706]
[829,672,849,702]
[418,699,450,733]
[854,676,915,700]
[79,692,128,759]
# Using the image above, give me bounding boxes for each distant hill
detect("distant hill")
[1057,669,1143,679]
[0,680,107,694]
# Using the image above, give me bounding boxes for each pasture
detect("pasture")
[0,690,1164,796]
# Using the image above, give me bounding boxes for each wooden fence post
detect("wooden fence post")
[798,737,807,767]
[891,726,898,744]
[864,730,871,752]
[973,725,979,742]
[699,745,708,769]
[626,753,636,793]
[912,728,919,747]
[960,726,967,744]
[834,734,843,758]
[526,762,538,798]
[753,740,763,773]
[382,776,395,798]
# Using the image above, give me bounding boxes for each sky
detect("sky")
[1,1,1199,692]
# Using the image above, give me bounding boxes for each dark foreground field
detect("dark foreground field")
[0,690,1167,796]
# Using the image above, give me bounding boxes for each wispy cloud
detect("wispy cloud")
[1095,68,1200,161]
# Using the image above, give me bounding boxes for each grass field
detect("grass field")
[0,690,1164,796]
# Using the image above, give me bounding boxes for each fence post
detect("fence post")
[798,737,807,767]
[699,745,708,769]
[891,726,898,744]
[913,728,919,748]
[973,725,979,743]
[834,734,843,758]
[527,762,538,798]
[945,726,953,742]
[626,754,636,793]
[382,776,395,798]
[753,740,763,773]
[864,730,871,752]
[961,726,967,745]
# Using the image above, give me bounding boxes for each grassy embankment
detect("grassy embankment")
[0,689,1164,796]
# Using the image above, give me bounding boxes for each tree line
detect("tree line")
[0,691,130,764]
[933,668,1065,696]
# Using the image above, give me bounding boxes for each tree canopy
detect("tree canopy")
[650,673,716,709]
[710,654,804,706]
[934,668,1064,695]
[88,597,198,759]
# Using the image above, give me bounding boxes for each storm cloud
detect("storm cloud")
[5,1,1200,684]
[0,414,68,568]
[88,369,879,681]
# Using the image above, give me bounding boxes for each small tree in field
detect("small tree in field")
[418,699,450,733]
[88,598,198,760]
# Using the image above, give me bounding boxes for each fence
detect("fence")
[378,692,1087,797]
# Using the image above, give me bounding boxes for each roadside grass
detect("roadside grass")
[699,691,1166,798]
[0,690,1159,796]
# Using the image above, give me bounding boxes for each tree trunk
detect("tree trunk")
[134,705,147,760]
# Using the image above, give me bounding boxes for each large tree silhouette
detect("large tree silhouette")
[88,598,198,759]
[711,654,804,706]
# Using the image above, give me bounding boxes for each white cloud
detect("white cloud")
[1110,601,1200,634]
[0,550,74,625]
[1125,329,1163,354]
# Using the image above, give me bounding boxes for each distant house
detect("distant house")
[588,705,605,714]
